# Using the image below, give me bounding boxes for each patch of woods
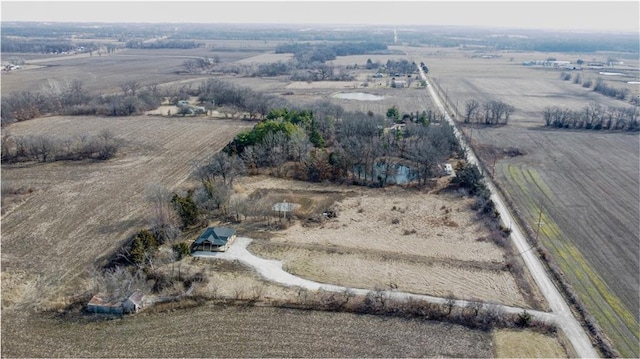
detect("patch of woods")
[1,79,164,125]
[462,99,515,125]
[542,102,639,131]
[222,105,460,187]
[275,41,388,63]
[1,129,122,163]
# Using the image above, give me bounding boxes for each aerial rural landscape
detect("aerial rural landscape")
[1,2,639,358]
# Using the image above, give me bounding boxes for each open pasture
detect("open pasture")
[410,45,639,357]
[1,115,252,311]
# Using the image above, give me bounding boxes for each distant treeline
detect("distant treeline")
[542,104,639,131]
[0,37,99,53]
[125,39,203,49]
[3,22,637,54]
[275,42,388,63]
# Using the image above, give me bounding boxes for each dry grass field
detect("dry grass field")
[405,45,639,357]
[236,176,538,308]
[493,329,568,358]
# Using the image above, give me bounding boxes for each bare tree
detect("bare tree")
[120,80,140,97]
[196,152,246,186]
[145,183,180,243]
[464,99,480,124]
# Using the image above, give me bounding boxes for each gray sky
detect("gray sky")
[2,1,639,33]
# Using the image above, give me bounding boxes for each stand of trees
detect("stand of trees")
[593,78,631,101]
[275,42,388,64]
[1,80,163,125]
[1,129,122,163]
[219,105,461,187]
[463,99,515,125]
[542,103,639,131]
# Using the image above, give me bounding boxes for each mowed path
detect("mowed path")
[1,115,252,310]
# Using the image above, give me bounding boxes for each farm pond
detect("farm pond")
[333,92,385,101]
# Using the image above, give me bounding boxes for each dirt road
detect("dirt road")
[416,65,599,358]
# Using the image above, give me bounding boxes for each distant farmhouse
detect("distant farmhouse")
[191,227,237,252]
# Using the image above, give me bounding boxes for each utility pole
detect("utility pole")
[492,155,497,179]
[534,209,543,243]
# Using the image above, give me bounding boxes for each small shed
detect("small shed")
[272,200,300,219]
[192,227,237,252]
[123,290,145,314]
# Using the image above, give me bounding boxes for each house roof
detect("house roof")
[194,227,236,246]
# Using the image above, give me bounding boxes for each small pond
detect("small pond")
[333,92,385,101]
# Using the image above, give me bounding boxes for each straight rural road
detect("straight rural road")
[416,65,599,358]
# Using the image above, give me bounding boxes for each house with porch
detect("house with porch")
[191,227,237,252]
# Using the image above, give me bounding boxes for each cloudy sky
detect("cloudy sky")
[2,1,639,33]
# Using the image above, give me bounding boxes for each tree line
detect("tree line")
[0,37,99,53]
[560,72,635,103]
[125,39,203,49]
[463,99,515,125]
[1,129,122,163]
[275,41,388,64]
[542,103,639,131]
[1,79,163,125]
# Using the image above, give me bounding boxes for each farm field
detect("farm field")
[2,305,496,358]
[1,115,253,311]
[0,47,261,96]
[407,45,640,357]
